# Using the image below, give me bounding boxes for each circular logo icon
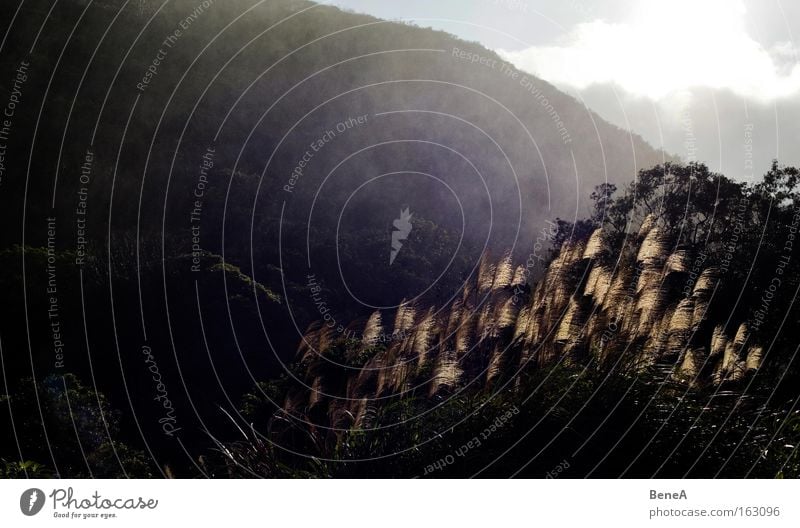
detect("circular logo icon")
[20,488,45,516]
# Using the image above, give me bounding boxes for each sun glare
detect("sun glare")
[501,0,799,100]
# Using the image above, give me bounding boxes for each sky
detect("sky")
[319,0,800,180]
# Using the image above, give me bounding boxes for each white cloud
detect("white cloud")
[499,0,800,101]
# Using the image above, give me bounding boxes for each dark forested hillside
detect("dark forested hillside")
[0,0,669,312]
[0,0,677,477]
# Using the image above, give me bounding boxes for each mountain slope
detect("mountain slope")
[0,0,681,475]
[0,0,671,318]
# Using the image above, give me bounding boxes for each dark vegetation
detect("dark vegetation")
[1,0,795,478]
[220,161,800,478]
[219,362,800,478]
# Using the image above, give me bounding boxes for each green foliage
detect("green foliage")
[1,458,52,478]
[1,374,155,478]
[226,363,800,477]
[240,380,290,430]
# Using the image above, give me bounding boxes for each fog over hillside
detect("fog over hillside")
[326,0,800,180]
